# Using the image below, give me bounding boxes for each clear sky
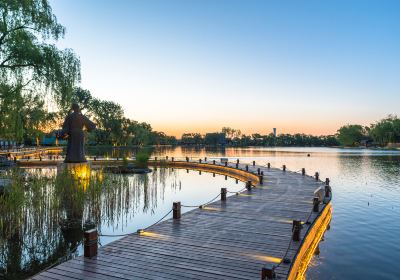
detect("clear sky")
[50,0,400,137]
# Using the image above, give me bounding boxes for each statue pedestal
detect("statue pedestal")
[57,162,91,181]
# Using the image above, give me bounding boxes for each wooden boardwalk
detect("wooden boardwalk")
[31,159,332,280]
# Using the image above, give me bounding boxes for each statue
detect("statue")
[60,103,96,163]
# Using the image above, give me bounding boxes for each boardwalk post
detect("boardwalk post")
[246,165,249,171]
[267,163,271,169]
[225,175,228,180]
[259,175,263,184]
[166,156,168,160]
[199,171,202,175]
[261,265,276,279]
[172,157,174,162]
[236,163,239,168]
[253,160,256,166]
[84,229,98,258]
[186,157,189,162]
[325,178,330,197]
[246,180,252,191]
[236,159,240,164]
[199,159,202,163]
[257,168,260,175]
[302,168,305,176]
[325,178,330,186]
[283,165,286,172]
[292,220,301,241]
[213,160,216,164]
[186,169,189,173]
[205,157,207,161]
[313,197,319,212]
[221,188,227,201]
[225,162,228,167]
[154,156,157,161]
[213,173,215,177]
[173,202,181,219]
[315,172,319,181]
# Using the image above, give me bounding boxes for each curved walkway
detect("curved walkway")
[30,157,332,280]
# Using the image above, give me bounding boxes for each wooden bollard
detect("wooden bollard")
[186,157,189,162]
[173,202,181,219]
[199,159,202,163]
[166,156,169,160]
[313,197,319,212]
[325,185,330,198]
[171,157,174,162]
[225,175,227,180]
[235,163,239,168]
[259,175,263,184]
[236,159,240,164]
[221,188,227,201]
[199,170,202,175]
[261,265,276,280]
[224,162,228,167]
[39,156,42,161]
[245,165,249,171]
[155,156,157,161]
[204,157,207,161]
[186,169,189,173]
[213,160,216,165]
[283,165,286,172]
[302,168,305,176]
[246,181,252,191]
[253,160,255,166]
[236,179,238,184]
[315,172,319,181]
[267,163,270,169]
[84,229,98,258]
[292,220,301,241]
[257,168,260,175]
[325,178,330,186]
[213,173,215,177]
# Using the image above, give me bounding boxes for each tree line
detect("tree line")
[337,115,400,147]
[180,127,339,147]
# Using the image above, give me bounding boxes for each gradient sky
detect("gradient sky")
[49,0,400,137]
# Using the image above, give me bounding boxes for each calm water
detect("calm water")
[1,146,400,279]
[148,146,400,280]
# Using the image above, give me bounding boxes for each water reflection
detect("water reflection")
[0,166,202,279]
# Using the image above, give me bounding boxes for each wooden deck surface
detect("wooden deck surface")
[31,160,330,280]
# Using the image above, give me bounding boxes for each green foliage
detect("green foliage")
[369,115,400,146]
[337,125,367,146]
[135,149,150,168]
[0,0,80,98]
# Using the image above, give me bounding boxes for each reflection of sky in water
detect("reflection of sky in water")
[0,166,243,279]
[1,147,400,279]
[147,146,400,280]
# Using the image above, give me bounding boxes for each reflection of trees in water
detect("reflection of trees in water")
[0,167,176,279]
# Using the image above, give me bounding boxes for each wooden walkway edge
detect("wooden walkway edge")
[30,158,332,280]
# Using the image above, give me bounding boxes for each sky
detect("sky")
[49,0,400,137]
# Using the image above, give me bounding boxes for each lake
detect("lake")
[1,146,399,279]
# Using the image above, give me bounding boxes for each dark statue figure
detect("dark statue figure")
[61,103,96,163]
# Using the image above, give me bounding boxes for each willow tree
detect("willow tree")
[0,0,80,141]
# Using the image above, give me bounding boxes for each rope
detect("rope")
[227,186,247,194]
[182,193,221,208]
[99,209,173,237]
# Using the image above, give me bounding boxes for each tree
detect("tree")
[0,0,80,105]
[337,124,366,146]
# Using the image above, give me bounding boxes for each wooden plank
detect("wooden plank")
[32,160,330,280]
